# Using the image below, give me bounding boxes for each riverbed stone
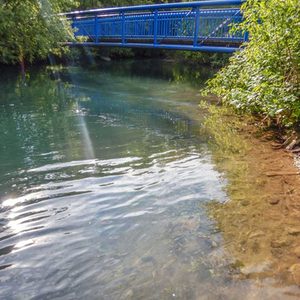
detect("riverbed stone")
[249,230,265,239]
[268,198,280,205]
[241,199,250,206]
[288,227,300,236]
[290,264,300,285]
[271,239,290,248]
[211,240,218,248]
[293,246,300,258]
[123,289,134,298]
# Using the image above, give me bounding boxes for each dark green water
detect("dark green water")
[0,60,297,299]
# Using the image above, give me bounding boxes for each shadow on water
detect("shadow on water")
[0,60,299,299]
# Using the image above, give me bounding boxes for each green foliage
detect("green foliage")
[205,0,300,126]
[174,51,231,67]
[0,0,78,64]
[106,47,135,58]
[78,0,154,10]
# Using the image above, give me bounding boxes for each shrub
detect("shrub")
[205,0,300,126]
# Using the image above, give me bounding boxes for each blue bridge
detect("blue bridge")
[63,0,246,53]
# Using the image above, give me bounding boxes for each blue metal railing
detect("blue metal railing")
[62,0,246,52]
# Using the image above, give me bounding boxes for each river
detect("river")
[0,59,299,299]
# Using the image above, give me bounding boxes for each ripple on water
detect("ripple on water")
[0,149,229,299]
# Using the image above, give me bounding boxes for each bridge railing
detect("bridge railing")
[61,0,246,52]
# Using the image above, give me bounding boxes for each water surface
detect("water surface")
[0,60,298,299]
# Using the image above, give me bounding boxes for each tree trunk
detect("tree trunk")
[19,52,26,82]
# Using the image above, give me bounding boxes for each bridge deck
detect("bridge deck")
[62,0,246,52]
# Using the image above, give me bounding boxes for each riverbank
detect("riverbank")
[203,104,300,288]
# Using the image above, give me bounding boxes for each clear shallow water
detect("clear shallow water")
[0,60,297,299]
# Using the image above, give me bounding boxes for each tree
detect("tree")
[205,0,300,126]
[78,0,155,10]
[0,0,78,67]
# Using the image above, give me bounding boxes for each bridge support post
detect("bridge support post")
[121,11,126,45]
[94,15,99,43]
[193,7,200,47]
[153,9,158,46]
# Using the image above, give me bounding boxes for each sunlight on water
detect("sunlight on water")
[76,109,95,159]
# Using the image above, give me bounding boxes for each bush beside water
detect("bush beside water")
[205,0,300,127]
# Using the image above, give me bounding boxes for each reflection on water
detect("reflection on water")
[0,60,299,299]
